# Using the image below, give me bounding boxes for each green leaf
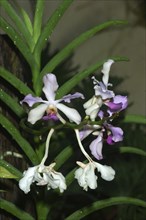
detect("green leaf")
[54,146,73,170]
[0,67,34,95]
[0,159,22,179]
[123,114,146,124]
[33,0,73,63]
[0,166,17,179]
[56,56,129,99]
[0,17,37,70]
[65,197,146,220]
[0,89,24,117]
[33,0,45,43]
[120,146,146,156]
[0,113,39,165]
[0,0,34,50]
[0,198,35,220]
[41,20,128,76]
[19,8,33,36]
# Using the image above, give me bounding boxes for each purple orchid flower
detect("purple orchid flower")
[21,73,84,124]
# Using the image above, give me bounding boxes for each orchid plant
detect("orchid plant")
[0,1,146,220]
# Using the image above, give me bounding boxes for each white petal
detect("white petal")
[19,166,38,194]
[83,96,96,109]
[57,103,81,124]
[43,73,58,101]
[101,59,114,86]
[28,104,48,124]
[95,163,115,181]
[86,164,97,189]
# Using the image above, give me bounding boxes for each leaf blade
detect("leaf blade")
[65,197,146,220]
[0,89,24,117]
[0,113,39,165]
[0,67,34,95]
[0,198,35,220]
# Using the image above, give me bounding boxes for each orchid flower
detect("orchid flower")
[19,163,67,194]
[75,161,115,191]
[83,60,115,121]
[19,129,67,193]
[21,73,84,124]
[74,129,115,190]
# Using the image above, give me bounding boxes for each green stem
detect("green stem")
[65,197,146,220]
[36,200,50,220]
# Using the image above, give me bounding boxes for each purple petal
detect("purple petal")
[108,125,123,143]
[89,133,103,160]
[61,92,85,103]
[79,125,94,140]
[20,94,43,107]
[98,110,104,119]
[113,95,128,110]
[106,135,114,145]
[42,114,59,121]
[105,102,123,112]
[94,83,115,100]
[43,73,58,101]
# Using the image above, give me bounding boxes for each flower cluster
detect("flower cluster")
[19,60,127,193]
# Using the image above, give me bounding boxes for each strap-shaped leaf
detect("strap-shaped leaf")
[0,198,34,220]
[0,17,37,70]
[0,159,22,179]
[0,89,24,117]
[0,0,34,50]
[54,146,73,170]
[0,114,39,165]
[123,114,146,124]
[65,197,146,220]
[33,0,45,43]
[19,7,33,36]
[56,56,129,99]
[0,67,34,95]
[33,0,73,61]
[120,146,146,156]
[41,20,128,76]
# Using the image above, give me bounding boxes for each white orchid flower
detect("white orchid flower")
[19,163,67,194]
[75,160,115,191]
[21,73,84,124]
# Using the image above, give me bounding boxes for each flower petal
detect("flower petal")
[20,94,43,107]
[113,95,128,110]
[19,166,38,194]
[43,73,58,101]
[101,59,114,86]
[61,92,85,103]
[89,133,103,160]
[95,163,115,181]
[46,171,67,193]
[28,104,48,124]
[108,125,123,142]
[57,103,81,124]
[94,84,115,100]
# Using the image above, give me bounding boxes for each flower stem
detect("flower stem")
[40,128,54,166]
[74,129,92,162]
